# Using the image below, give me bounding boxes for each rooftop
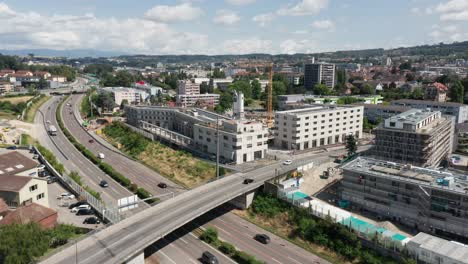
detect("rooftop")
[392,99,466,107]
[0,151,37,176]
[276,104,362,116]
[342,157,468,195]
[0,175,32,192]
[357,103,410,112]
[0,203,57,226]
[385,109,436,126]
[409,232,468,263]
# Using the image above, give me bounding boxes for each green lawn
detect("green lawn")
[25,95,50,122]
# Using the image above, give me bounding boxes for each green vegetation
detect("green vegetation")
[345,134,357,157]
[0,55,76,81]
[56,96,156,203]
[199,227,265,264]
[313,83,331,95]
[81,87,98,118]
[100,70,135,87]
[20,134,33,145]
[83,64,114,78]
[25,94,50,122]
[244,192,413,264]
[449,81,465,103]
[0,223,84,264]
[36,144,65,175]
[336,97,364,105]
[103,122,218,188]
[0,95,32,120]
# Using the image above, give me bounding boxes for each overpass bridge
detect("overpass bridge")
[42,155,325,264]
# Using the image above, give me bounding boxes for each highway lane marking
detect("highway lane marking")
[179,237,188,244]
[158,251,177,264]
[213,225,232,236]
[287,256,302,264]
[271,257,283,264]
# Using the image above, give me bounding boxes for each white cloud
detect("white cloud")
[225,0,256,6]
[252,13,275,27]
[213,10,240,25]
[222,38,272,54]
[311,19,335,30]
[440,10,468,20]
[292,29,309,34]
[429,24,467,41]
[434,0,468,21]
[144,3,203,23]
[277,0,329,16]
[280,39,317,54]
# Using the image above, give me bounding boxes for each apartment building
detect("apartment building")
[273,105,363,150]
[304,63,335,90]
[178,80,200,95]
[125,106,268,164]
[391,99,468,123]
[372,109,454,168]
[102,87,148,106]
[406,232,468,264]
[176,93,220,108]
[0,82,12,94]
[277,94,383,110]
[341,157,468,241]
[424,82,448,102]
[358,104,411,123]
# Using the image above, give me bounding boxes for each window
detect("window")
[390,122,396,127]
[223,135,228,140]
[247,144,253,148]
[257,135,262,139]
[305,123,309,126]
[305,117,310,120]
[305,129,309,132]
[321,114,325,117]
[29,185,38,192]
[257,142,262,146]
[36,193,45,200]
[321,120,325,123]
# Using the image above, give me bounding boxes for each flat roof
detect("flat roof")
[392,99,466,107]
[0,151,37,176]
[276,104,361,116]
[409,232,468,263]
[385,109,437,125]
[357,103,410,112]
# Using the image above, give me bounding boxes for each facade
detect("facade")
[277,94,383,110]
[178,80,200,95]
[49,76,66,83]
[454,123,468,153]
[391,99,468,124]
[273,105,363,150]
[0,82,12,94]
[176,93,220,108]
[424,82,448,102]
[406,232,468,264]
[341,157,468,241]
[125,106,268,164]
[358,104,411,123]
[0,176,48,208]
[304,63,335,90]
[0,203,57,229]
[102,87,148,106]
[372,109,454,168]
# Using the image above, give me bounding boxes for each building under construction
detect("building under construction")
[341,157,468,242]
[371,109,454,168]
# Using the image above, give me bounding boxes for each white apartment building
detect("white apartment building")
[103,87,148,106]
[178,80,200,95]
[176,93,220,108]
[274,105,364,150]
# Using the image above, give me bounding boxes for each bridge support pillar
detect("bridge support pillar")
[125,251,144,264]
[229,189,256,209]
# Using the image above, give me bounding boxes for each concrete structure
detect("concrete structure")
[273,105,363,150]
[391,99,468,124]
[125,105,268,164]
[178,80,200,95]
[277,94,383,110]
[233,91,245,119]
[304,62,335,90]
[0,82,13,94]
[341,157,468,242]
[358,104,411,123]
[176,93,220,108]
[372,109,454,168]
[406,232,468,264]
[424,82,448,102]
[0,203,57,229]
[134,82,164,96]
[455,123,468,153]
[102,87,148,106]
[0,175,48,208]
[0,151,38,177]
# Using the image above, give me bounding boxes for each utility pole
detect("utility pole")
[216,117,220,180]
[89,93,93,119]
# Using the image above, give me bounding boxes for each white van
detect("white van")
[98,153,105,159]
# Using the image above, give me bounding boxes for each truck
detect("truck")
[48,125,57,136]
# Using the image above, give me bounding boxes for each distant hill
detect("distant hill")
[0,49,130,58]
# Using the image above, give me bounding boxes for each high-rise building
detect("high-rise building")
[304,62,335,90]
[178,80,200,95]
[371,109,454,168]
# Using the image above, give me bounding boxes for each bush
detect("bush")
[219,241,236,256]
[232,251,265,264]
[199,227,218,244]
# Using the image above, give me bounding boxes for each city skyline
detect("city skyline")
[0,0,467,55]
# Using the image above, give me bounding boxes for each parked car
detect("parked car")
[76,208,94,216]
[46,120,51,124]
[282,160,292,165]
[37,164,46,170]
[157,182,168,189]
[254,234,270,244]
[33,154,39,159]
[83,217,100,224]
[71,204,91,213]
[6,145,17,150]
[58,192,75,200]
[98,153,105,159]
[68,201,88,209]
[243,178,254,184]
[46,176,57,184]
[201,251,218,264]
[88,139,94,143]
[99,180,108,188]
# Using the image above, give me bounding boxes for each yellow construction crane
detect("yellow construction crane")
[266,63,274,128]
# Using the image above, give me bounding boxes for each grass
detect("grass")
[25,95,50,122]
[0,96,33,104]
[0,110,17,120]
[20,134,33,145]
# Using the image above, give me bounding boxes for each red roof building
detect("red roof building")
[0,203,57,229]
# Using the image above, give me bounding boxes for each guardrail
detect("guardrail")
[33,146,121,223]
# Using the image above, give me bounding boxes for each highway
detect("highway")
[42,153,329,264]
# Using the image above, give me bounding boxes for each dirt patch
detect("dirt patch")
[0,96,33,104]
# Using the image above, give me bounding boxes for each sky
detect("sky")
[0,0,467,55]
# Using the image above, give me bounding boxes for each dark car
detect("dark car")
[46,176,57,184]
[69,201,88,209]
[254,234,271,244]
[76,208,94,216]
[88,139,94,143]
[99,180,109,188]
[201,251,218,264]
[83,217,101,224]
[6,145,17,150]
[157,182,168,189]
[243,178,254,184]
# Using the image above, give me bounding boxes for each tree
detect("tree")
[229,80,252,99]
[120,99,129,109]
[96,91,116,111]
[313,84,330,95]
[336,69,346,86]
[405,72,415,82]
[199,227,218,244]
[449,81,464,103]
[38,78,48,89]
[411,88,424,100]
[251,79,262,100]
[345,134,357,157]
[360,84,374,95]
[399,62,412,71]
[211,68,225,78]
[200,82,211,93]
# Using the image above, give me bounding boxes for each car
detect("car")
[99,180,108,188]
[37,164,46,170]
[98,153,105,159]
[71,204,91,213]
[201,251,218,264]
[69,111,73,115]
[83,217,101,224]
[46,120,51,124]
[46,176,57,184]
[243,178,254,184]
[283,160,292,165]
[254,234,270,244]
[88,139,94,143]
[58,192,75,200]
[68,201,89,209]
[6,145,17,150]
[33,154,39,159]
[76,208,94,216]
[157,182,168,189]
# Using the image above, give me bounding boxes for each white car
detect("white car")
[46,120,51,124]
[58,192,75,200]
[71,204,91,213]
[283,160,292,165]
[98,153,105,159]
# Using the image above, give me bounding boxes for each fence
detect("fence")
[34,146,121,223]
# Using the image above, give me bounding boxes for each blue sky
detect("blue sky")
[0,0,467,55]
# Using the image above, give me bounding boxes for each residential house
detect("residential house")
[0,203,57,229]
[0,176,49,208]
[424,82,448,102]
